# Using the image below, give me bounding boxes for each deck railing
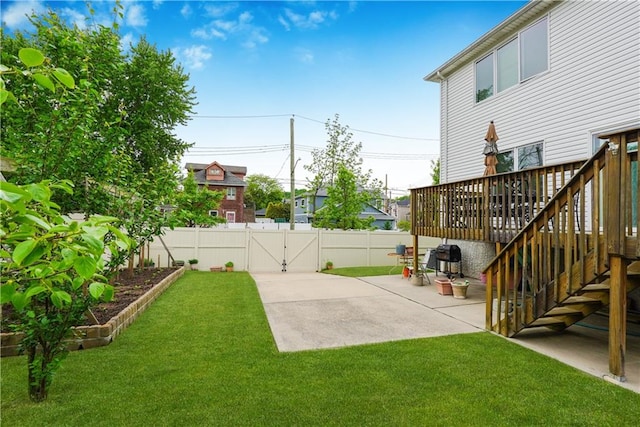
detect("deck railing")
[411,161,585,243]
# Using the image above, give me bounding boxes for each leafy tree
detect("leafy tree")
[397,219,411,232]
[0,180,131,402]
[245,174,284,210]
[314,165,373,230]
[265,201,290,220]
[304,114,383,214]
[0,5,196,260]
[1,46,132,402]
[169,172,225,227]
[430,158,441,185]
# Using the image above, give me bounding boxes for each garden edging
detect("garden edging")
[0,267,185,357]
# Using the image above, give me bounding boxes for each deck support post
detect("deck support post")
[608,255,627,381]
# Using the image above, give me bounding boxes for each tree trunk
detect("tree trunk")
[27,345,48,402]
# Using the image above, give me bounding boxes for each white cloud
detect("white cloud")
[173,45,212,70]
[281,7,337,30]
[152,0,163,10]
[295,48,314,64]
[181,3,192,18]
[238,11,253,25]
[278,15,290,31]
[191,26,226,41]
[120,32,135,53]
[204,3,238,18]
[59,7,88,30]
[125,3,147,28]
[1,0,45,30]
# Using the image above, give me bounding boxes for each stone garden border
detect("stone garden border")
[1,267,185,357]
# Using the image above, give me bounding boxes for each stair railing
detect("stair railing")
[484,130,638,336]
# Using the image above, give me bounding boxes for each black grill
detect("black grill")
[435,244,462,262]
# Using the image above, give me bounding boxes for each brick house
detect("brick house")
[185,162,248,223]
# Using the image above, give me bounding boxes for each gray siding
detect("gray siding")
[439,0,639,183]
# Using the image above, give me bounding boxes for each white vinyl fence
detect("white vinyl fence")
[146,227,441,273]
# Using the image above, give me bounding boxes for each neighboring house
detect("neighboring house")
[424,0,639,183]
[396,198,410,223]
[294,189,395,229]
[185,162,248,223]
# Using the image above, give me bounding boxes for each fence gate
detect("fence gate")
[283,230,319,272]
[247,230,319,272]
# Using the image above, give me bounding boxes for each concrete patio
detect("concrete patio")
[252,271,639,394]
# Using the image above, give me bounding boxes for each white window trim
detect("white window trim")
[474,15,549,104]
[209,210,218,217]
[226,187,236,200]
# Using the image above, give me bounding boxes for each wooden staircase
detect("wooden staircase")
[523,260,640,332]
[483,130,637,379]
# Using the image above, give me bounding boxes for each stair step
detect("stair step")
[530,317,566,327]
[563,296,602,304]
[546,307,583,316]
[581,284,610,291]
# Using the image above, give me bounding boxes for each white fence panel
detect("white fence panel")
[248,230,286,272]
[147,227,442,272]
[285,230,319,272]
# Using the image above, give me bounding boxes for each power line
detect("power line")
[185,144,437,159]
[187,113,440,142]
[295,114,438,141]
[189,114,292,119]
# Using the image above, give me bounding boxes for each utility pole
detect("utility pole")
[384,174,389,214]
[290,116,295,230]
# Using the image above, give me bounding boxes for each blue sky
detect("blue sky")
[2,0,527,194]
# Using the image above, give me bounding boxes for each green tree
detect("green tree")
[304,114,383,214]
[265,201,290,220]
[397,219,411,232]
[169,172,225,227]
[430,158,441,185]
[1,46,132,402]
[0,181,131,402]
[245,174,284,210]
[0,5,195,256]
[314,165,373,230]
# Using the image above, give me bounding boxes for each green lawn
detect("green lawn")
[2,271,639,426]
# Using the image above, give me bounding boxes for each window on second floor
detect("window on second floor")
[475,16,548,103]
[227,187,236,200]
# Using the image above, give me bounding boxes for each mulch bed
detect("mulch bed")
[1,268,180,332]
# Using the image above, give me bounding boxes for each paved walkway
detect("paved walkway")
[252,272,639,393]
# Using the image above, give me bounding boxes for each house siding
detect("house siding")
[439,0,639,183]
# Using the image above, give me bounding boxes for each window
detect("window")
[208,168,221,175]
[226,211,236,223]
[301,199,306,207]
[520,18,548,81]
[209,210,218,217]
[518,142,544,169]
[475,54,494,102]
[226,187,236,200]
[495,142,544,173]
[496,150,514,174]
[497,39,518,92]
[475,17,548,103]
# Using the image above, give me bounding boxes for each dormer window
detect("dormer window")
[209,168,221,176]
